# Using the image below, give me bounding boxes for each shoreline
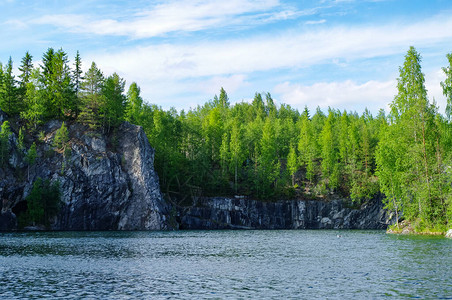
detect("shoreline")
[386,221,452,237]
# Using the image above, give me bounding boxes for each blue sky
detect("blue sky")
[1,0,452,114]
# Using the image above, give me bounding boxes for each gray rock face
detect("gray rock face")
[0,116,169,230]
[179,196,394,230]
[0,211,16,231]
[55,122,169,230]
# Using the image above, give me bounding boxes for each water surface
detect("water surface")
[0,230,450,299]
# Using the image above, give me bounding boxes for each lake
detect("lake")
[0,230,450,299]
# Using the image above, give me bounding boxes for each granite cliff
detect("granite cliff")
[178,196,394,230]
[0,110,169,230]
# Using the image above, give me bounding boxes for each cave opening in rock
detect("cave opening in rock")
[12,200,28,217]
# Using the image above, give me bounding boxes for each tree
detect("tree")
[229,117,244,193]
[320,111,339,190]
[0,121,12,166]
[78,62,104,129]
[376,125,404,228]
[125,82,143,125]
[73,51,83,98]
[40,48,77,119]
[17,127,25,152]
[287,144,298,186]
[379,46,446,228]
[217,87,230,109]
[53,122,69,151]
[0,57,18,115]
[20,69,46,130]
[258,117,280,198]
[25,177,61,228]
[102,73,126,131]
[441,53,452,121]
[298,108,316,183]
[18,51,33,88]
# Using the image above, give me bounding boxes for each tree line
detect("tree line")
[0,48,140,131]
[0,47,451,231]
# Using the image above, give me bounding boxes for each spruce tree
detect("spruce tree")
[0,57,18,115]
[78,62,104,130]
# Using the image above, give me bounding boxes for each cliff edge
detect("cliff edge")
[0,110,169,230]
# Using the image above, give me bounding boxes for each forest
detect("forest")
[0,46,451,232]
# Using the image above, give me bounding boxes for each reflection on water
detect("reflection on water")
[0,230,450,299]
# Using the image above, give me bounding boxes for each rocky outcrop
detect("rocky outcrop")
[178,196,394,230]
[0,108,393,231]
[0,114,169,230]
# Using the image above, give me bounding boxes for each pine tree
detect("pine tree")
[73,51,83,97]
[0,57,18,115]
[78,62,104,129]
[18,51,33,88]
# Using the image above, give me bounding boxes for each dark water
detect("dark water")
[0,230,450,299]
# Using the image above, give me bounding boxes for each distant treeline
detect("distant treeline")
[0,46,451,231]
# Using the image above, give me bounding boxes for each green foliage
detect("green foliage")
[17,127,25,152]
[377,46,451,229]
[125,82,143,125]
[287,144,298,186]
[78,62,104,130]
[441,53,452,121]
[53,122,69,151]
[25,142,37,165]
[0,57,19,115]
[102,73,126,132]
[22,177,61,228]
[40,48,77,119]
[0,120,12,165]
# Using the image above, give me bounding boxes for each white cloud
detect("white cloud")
[3,19,28,29]
[81,13,452,111]
[197,74,249,95]
[89,14,452,79]
[273,69,448,114]
[305,19,326,25]
[273,80,396,113]
[425,68,447,113]
[32,0,289,38]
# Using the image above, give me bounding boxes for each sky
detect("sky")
[1,0,452,115]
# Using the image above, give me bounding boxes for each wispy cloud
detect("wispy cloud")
[31,0,301,38]
[305,19,326,25]
[89,14,452,79]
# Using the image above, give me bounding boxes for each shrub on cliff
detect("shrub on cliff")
[19,177,61,228]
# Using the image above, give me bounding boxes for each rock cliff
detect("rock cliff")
[0,109,394,231]
[178,196,394,230]
[0,111,169,230]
